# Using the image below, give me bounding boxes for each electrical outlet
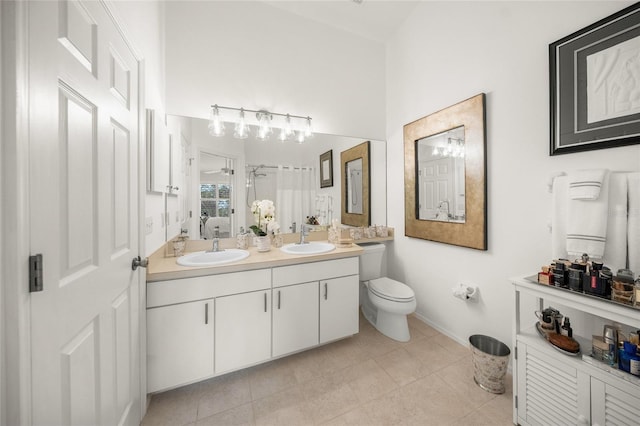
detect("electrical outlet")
[145,217,153,235]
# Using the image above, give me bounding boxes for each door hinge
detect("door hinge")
[29,254,44,292]
[231,208,235,214]
[189,210,192,218]
[515,346,517,360]
[514,395,518,409]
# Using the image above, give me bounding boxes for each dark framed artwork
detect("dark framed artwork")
[550,3,640,155]
[319,150,333,188]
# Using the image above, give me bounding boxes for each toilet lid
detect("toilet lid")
[369,277,415,301]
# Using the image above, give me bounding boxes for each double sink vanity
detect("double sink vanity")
[145,234,390,393]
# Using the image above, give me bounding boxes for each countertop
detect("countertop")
[147,239,365,282]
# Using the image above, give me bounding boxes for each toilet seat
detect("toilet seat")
[369,277,415,302]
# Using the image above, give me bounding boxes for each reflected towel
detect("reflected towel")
[602,172,628,273]
[628,173,640,276]
[567,171,610,258]
[551,175,569,260]
[568,169,608,200]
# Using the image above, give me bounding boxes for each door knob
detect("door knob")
[131,256,149,271]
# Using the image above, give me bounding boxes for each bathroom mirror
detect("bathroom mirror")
[341,141,370,227]
[404,94,487,250]
[416,126,466,222]
[166,115,386,237]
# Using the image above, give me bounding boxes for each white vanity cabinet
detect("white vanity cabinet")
[273,257,359,350]
[512,276,640,426]
[146,269,270,392]
[147,299,214,393]
[215,289,272,374]
[146,256,360,392]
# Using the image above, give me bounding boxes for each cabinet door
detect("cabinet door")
[320,275,359,344]
[215,290,271,374]
[273,282,319,357]
[516,342,590,426]
[147,299,214,393]
[591,376,640,426]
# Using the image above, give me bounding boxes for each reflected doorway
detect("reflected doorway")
[199,152,235,239]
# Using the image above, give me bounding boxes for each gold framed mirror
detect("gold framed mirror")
[341,141,370,227]
[404,94,487,250]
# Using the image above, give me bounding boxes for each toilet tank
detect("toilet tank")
[358,243,386,281]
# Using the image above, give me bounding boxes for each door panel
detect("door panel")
[29,1,140,424]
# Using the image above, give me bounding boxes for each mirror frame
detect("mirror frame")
[404,93,487,250]
[341,141,370,227]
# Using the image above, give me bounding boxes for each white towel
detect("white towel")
[551,175,569,260]
[568,169,608,200]
[602,172,628,273]
[566,171,610,258]
[628,172,640,277]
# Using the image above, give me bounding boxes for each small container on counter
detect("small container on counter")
[618,341,640,376]
[583,263,612,298]
[612,269,635,306]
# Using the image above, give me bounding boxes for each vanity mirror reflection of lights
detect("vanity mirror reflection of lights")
[165,114,387,241]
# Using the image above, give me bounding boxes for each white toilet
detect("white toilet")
[359,243,416,342]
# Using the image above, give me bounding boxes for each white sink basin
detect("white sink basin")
[177,249,250,267]
[280,242,335,255]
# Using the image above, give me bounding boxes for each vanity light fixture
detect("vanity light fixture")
[208,104,313,142]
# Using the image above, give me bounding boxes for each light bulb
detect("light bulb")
[208,105,225,136]
[296,130,305,144]
[284,114,295,138]
[256,111,272,141]
[278,128,288,142]
[431,145,439,156]
[234,108,249,139]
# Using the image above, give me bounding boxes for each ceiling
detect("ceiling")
[261,0,420,43]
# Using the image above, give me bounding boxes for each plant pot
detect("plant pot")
[255,235,271,252]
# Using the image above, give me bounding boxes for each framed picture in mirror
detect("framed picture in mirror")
[404,94,487,250]
[341,141,370,227]
[320,150,333,188]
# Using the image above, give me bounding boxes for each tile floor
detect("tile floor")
[142,314,513,426]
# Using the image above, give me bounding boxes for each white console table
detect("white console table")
[512,276,640,426]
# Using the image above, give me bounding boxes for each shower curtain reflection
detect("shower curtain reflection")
[276,166,316,234]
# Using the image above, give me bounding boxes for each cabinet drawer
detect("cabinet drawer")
[147,269,271,308]
[272,257,358,287]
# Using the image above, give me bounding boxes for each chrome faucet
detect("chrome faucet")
[208,226,223,252]
[290,221,297,233]
[298,224,310,245]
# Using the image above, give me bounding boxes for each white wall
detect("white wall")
[386,1,640,350]
[113,1,170,255]
[164,1,386,140]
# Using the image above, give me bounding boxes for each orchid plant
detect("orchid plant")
[250,199,276,236]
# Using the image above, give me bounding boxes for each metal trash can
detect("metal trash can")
[469,334,511,394]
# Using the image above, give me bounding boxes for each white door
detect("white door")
[272,282,319,357]
[419,158,452,219]
[28,1,141,425]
